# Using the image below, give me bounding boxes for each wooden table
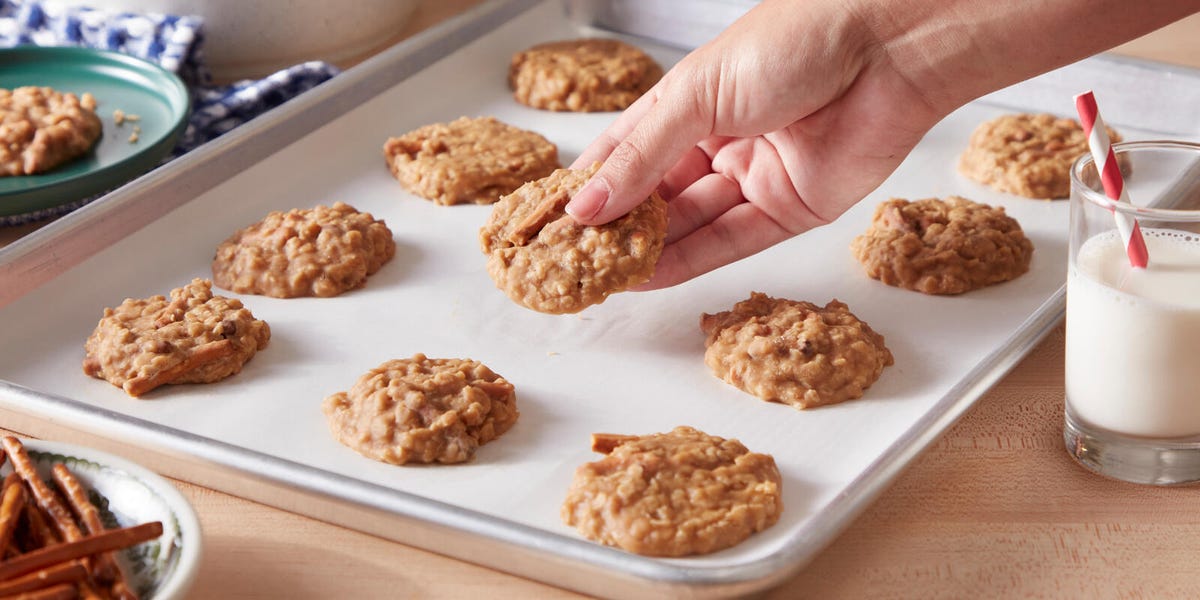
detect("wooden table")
[4,3,1200,598]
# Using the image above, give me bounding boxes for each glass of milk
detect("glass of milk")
[1065,140,1200,485]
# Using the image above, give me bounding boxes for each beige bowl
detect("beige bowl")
[46,0,419,81]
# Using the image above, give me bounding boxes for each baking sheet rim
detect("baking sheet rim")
[0,0,1182,593]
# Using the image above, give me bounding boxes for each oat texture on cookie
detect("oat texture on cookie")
[508,39,663,112]
[322,354,519,465]
[850,196,1034,295]
[958,113,1122,199]
[0,86,102,176]
[479,163,667,314]
[82,279,271,397]
[383,116,560,206]
[700,292,894,410]
[561,426,783,557]
[211,201,395,298]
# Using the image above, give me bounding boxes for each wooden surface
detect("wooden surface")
[4,3,1200,599]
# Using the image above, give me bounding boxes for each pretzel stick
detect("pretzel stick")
[0,522,162,582]
[123,339,234,397]
[0,562,86,596]
[20,502,59,552]
[76,579,104,600]
[0,481,25,556]
[1,475,18,560]
[0,440,81,544]
[151,297,189,328]
[590,433,639,455]
[50,467,123,592]
[0,581,77,600]
[507,189,572,246]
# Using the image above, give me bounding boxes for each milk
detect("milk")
[1066,228,1200,438]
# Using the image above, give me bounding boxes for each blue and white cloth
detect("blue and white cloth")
[0,0,341,225]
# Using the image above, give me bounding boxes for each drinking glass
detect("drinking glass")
[1065,140,1200,485]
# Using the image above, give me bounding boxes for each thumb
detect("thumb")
[566,83,712,225]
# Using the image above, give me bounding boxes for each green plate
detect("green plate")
[0,46,190,217]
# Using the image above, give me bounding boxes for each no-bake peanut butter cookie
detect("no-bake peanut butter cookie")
[1,86,102,176]
[508,39,663,112]
[562,426,783,557]
[383,116,560,206]
[82,279,271,397]
[850,196,1034,295]
[958,113,1121,199]
[322,354,518,465]
[701,293,893,410]
[212,202,395,298]
[479,163,667,314]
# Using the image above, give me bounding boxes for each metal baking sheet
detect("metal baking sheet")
[3,1,1200,597]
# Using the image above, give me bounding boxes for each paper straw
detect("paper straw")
[1075,90,1149,269]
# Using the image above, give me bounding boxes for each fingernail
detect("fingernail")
[566,178,609,221]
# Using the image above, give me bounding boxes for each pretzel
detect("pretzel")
[0,562,86,596]
[151,296,190,328]
[20,501,59,552]
[0,479,25,556]
[0,521,162,582]
[0,581,77,600]
[51,465,127,594]
[590,433,639,455]
[507,189,570,246]
[123,339,234,397]
[0,439,81,543]
[78,579,105,600]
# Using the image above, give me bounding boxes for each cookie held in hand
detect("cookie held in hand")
[479,163,667,314]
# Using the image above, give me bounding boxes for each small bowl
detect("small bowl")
[0,439,202,600]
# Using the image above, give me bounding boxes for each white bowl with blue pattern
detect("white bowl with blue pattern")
[1,439,202,600]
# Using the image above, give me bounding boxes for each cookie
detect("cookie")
[0,86,102,176]
[212,201,395,298]
[479,163,667,314]
[383,116,560,206]
[82,279,271,397]
[700,293,893,410]
[508,39,663,112]
[561,426,783,557]
[958,113,1122,199]
[850,196,1034,295]
[322,354,518,465]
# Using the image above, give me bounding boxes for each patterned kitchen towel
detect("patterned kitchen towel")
[0,0,208,85]
[0,0,341,225]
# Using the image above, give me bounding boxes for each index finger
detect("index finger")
[566,78,714,225]
[570,85,661,169]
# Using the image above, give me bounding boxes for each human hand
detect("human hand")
[566,0,944,289]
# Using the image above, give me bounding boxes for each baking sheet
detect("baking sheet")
[2,0,1200,596]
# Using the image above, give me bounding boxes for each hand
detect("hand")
[566,0,1198,289]
[567,0,942,289]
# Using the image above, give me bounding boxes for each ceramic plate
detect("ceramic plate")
[0,46,190,217]
[0,438,202,599]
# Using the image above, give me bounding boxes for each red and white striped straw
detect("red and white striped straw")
[1075,90,1149,269]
